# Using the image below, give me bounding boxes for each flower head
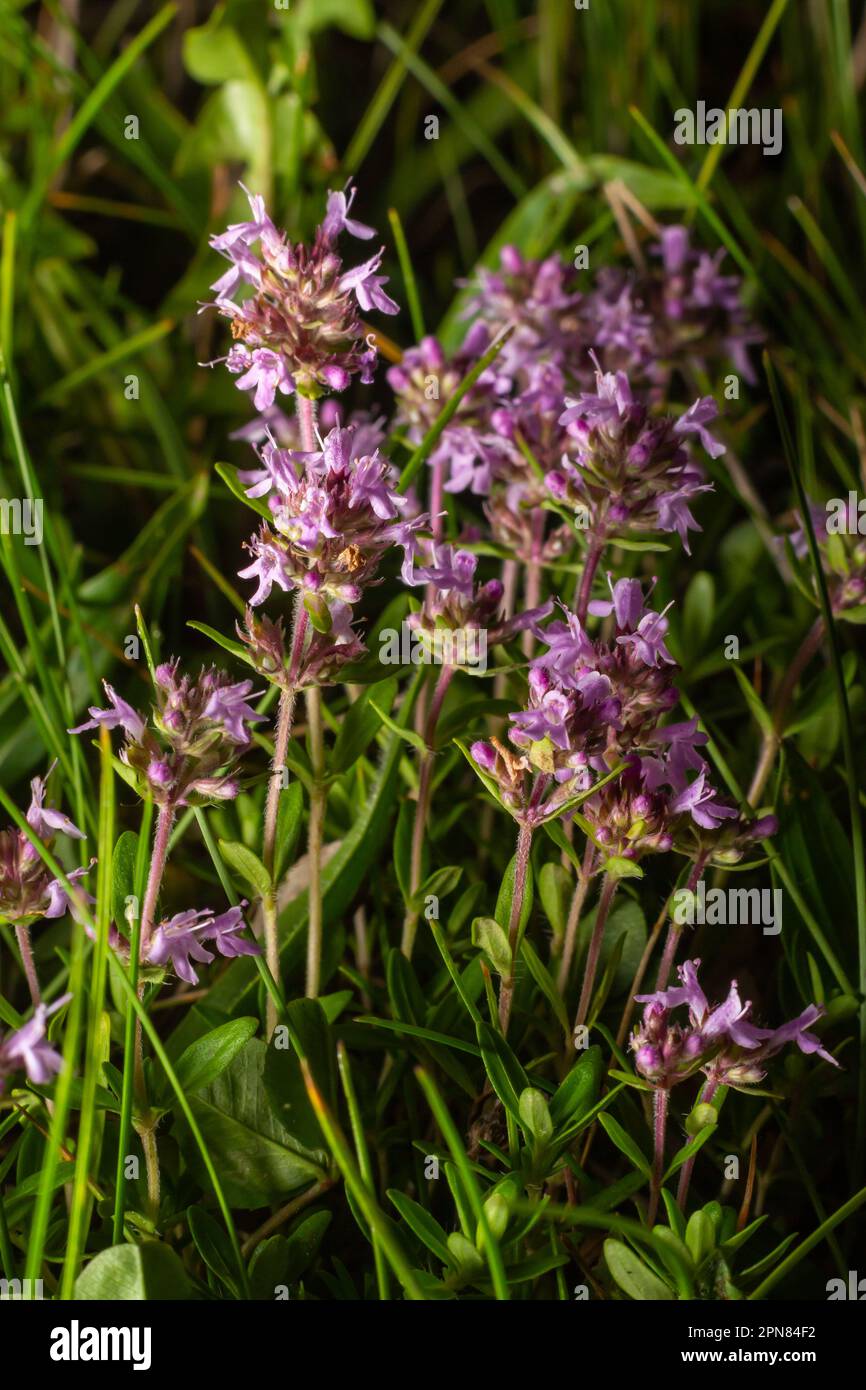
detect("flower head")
[632,958,837,1089]
[145,904,259,986]
[71,666,264,807]
[0,994,70,1094]
[0,768,90,924]
[550,356,719,553]
[239,424,425,630]
[207,184,397,404]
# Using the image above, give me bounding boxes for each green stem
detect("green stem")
[111,798,151,1244]
[305,686,327,999]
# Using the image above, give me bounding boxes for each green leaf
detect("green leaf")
[388,1190,453,1266]
[598,1114,652,1179]
[518,1087,554,1146]
[263,1002,337,1157]
[604,1239,675,1300]
[369,697,428,753]
[410,864,463,911]
[330,678,397,775]
[188,620,253,668]
[495,852,534,941]
[111,831,139,937]
[168,1017,259,1100]
[732,664,774,737]
[685,1209,717,1267]
[218,839,272,897]
[476,1021,530,1122]
[472,916,512,977]
[74,1243,191,1300]
[520,937,570,1033]
[188,1204,241,1295]
[650,1226,696,1297]
[682,571,716,652]
[177,1039,326,1209]
[284,1210,333,1282]
[550,1046,603,1139]
[214,461,272,518]
[537,861,571,944]
[248,1235,290,1300]
[274,781,304,883]
[664,1124,717,1181]
[602,855,645,882]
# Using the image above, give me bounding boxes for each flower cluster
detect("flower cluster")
[0,994,70,1095]
[208,184,398,406]
[587,224,762,389]
[0,767,90,923]
[239,423,425,637]
[632,958,837,1090]
[105,903,259,987]
[471,579,776,861]
[71,665,263,806]
[547,357,722,552]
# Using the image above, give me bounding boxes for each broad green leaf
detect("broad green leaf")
[167,1017,259,1100]
[75,1243,191,1300]
[604,1239,675,1301]
[177,1039,326,1209]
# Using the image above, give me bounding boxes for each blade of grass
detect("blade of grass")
[60,726,115,1296]
[694,0,791,197]
[378,24,527,201]
[387,208,425,341]
[337,1041,390,1300]
[749,1184,866,1299]
[111,796,153,1245]
[765,353,866,1163]
[414,1066,509,1299]
[20,3,179,229]
[301,1059,424,1299]
[343,0,445,173]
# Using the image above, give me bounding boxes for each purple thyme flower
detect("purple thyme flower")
[71,667,264,807]
[632,958,837,1089]
[0,993,71,1094]
[0,771,91,924]
[239,424,426,632]
[585,223,762,388]
[206,184,398,404]
[550,356,719,553]
[146,904,260,986]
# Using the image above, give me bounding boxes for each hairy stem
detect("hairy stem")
[676,1079,719,1211]
[655,852,709,991]
[140,803,175,952]
[305,686,327,999]
[14,922,41,1007]
[498,820,534,1036]
[649,1086,669,1226]
[297,394,317,452]
[261,601,308,1035]
[140,1126,161,1224]
[556,840,596,992]
[573,872,617,1032]
[401,664,455,959]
